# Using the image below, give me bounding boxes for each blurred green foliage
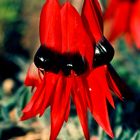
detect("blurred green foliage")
[0,0,23,47]
[0,0,22,22]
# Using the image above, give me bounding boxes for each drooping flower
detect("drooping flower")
[104,0,140,48]
[21,0,123,140]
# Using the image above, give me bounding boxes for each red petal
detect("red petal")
[130,0,140,49]
[61,2,93,67]
[39,73,59,116]
[124,33,133,48]
[24,63,43,87]
[72,75,90,140]
[94,66,115,108]
[81,77,93,110]
[40,0,62,52]
[21,72,58,120]
[87,67,114,138]
[21,78,46,120]
[50,75,72,140]
[65,99,70,122]
[107,65,123,100]
[82,0,103,42]
[104,0,120,20]
[106,1,131,41]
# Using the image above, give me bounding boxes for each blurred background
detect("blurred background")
[0,0,140,139]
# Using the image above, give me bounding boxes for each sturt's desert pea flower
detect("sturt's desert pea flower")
[21,0,123,139]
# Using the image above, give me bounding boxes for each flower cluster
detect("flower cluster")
[104,0,140,48]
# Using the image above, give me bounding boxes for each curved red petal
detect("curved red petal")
[50,75,72,140]
[104,0,120,20]
[81,76,93,110]
[21,72,58,120]
[130,0,140,49]
[72,76,90,140]
[61,2,93,67]
[21,78,46,120]
[82,0,103,43]
[87,67,114,138]
[24,63,43,87]
[107,65,123,100]
[40,0,62,52]
[39,73,59,116]
[93,66,115,108]
[107,1,131,41]
[124,33,133,48]
[65,99,70,122]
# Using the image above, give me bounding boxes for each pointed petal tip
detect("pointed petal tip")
[110,101,115,109]
[109,131,114,139]
[20,112,37,121]
[102,124,114,138]
[20,114,27,121]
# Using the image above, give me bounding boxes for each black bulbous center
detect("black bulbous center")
[34,45,88,76]
[93,37,114,67]
[34,37,114,76]
[34,46,60,73]
[61,53,88,76]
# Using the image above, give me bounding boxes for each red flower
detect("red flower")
[104,0,140,48]
[21,0,123,140]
